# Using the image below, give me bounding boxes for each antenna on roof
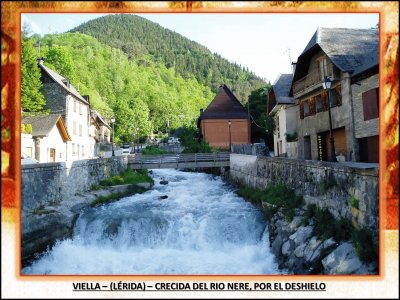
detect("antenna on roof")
[284,48,292,68]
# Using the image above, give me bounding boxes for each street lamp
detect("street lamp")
[111,116,115,157]
[322,76,337,162]
[228,119,232,152]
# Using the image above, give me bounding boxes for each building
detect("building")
[90,109,112,157]
[268,74,298,158]
[291,27,378,162]
[198,84,250,149]
[21,114,71,162]
[38,58,92,160]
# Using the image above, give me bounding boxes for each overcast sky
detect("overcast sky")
[22,13,378,83]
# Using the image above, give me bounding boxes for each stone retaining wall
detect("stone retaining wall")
[229,154,379,234]
[22,156,129,216]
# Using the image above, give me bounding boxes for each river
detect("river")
[22,169,282,275]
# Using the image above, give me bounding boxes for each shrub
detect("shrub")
[182,140,212,153]
[351,227,378,262]
[349,195,359,209]
[99,168,153,186]
[142,145,170,155]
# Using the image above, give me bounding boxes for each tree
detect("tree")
[21,37,46,112]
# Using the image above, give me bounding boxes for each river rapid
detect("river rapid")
[23,169,282,275]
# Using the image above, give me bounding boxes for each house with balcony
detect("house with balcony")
[291,27,378,162]
[38,58,93,160]
[268,73,298,158]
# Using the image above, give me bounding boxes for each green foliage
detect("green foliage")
[285,131,298,142]
[302,204,353,242]
[237,184,304,221]
[351,227,378,262]
[142,145,170,155]
[70,14,266,102]
[177,126,198,147]
[319,178,337,194]
[182,140,212,154]
[90,184,102,191]
[21,124,32,134]
[99,168,153,186]
[90,192,126,207]
[349,195,359,209]
[21,38,46,112]
[42,44,77,83]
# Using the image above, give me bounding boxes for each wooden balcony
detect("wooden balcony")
[293,64,335,97]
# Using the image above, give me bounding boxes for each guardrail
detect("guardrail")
[128,152,230,169]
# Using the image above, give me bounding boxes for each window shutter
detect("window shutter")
[322,91,328,111]
[335,85,342,106]
[309,97,316,115]
[300,102,304,119]
[362,88,379,120]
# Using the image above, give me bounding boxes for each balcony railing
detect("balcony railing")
[293,64,335,96]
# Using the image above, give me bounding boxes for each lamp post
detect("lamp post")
[228,119,232,152]
[322,76,337,162]
[111,116,115,157]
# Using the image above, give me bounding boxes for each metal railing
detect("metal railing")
[293,64,335,96]
[128,152,230,169]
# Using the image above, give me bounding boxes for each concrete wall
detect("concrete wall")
[22,156,129,216]
[229,154,379,233]
[352,73,379,139]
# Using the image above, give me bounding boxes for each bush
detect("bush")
[142,145,170,155]
[99,168,153,186]
[351,227,378,262]
[349,196,359,209]
[182,140,212,153]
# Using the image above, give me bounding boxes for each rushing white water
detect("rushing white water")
[23,169,282,275]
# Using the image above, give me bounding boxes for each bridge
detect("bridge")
[128,152,230,169]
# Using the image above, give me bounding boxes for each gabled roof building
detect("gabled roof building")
[198,84,250,149]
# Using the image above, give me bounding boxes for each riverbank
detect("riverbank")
[22,182,153,266]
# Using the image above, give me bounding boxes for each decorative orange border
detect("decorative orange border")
[1,0,398,285]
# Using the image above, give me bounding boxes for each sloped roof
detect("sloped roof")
[22,114,71,141]
[299,27,378,74]
[272,74,294,104]
[91,110,111,129]
[39,63,89,104]
[200,84,248,120]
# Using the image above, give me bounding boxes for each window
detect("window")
[362,88,379,120]
[79,124,82,137]
[329,85,342,107]
[79,103,82,115]
[24,147,33,158]
[318,57,328,80]
[315,94,324,112]
[72,143,76,154]
[73,100,77,112]
[275,116,280,137]
[82,145,85,156]
[303,100,310,117]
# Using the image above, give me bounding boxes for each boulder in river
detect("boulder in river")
[159,195,168,200]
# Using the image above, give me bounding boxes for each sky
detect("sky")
[21,12,378,83]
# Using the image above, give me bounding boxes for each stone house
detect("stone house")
[268,73,298,158]
[198,84,250,149]
[90,109,111,157]
[291,27,378,162]
[38,58,92,160]
[21,114,71,162]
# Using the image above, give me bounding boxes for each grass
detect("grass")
[90,186,146,207]
[351,227,378,262]
[301,204,353,242]
[349,195,360,209]
[32,205,52,215]
[98,169,153,187]
[237,183,304,221]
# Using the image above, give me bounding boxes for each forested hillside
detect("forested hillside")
[70,14,266,102]
[22,32,214,143]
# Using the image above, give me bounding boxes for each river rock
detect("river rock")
[294,243,306,258]
[160,180,169,185]
[322,242,364,274]
[282,239,295,256]
[304,236,322,262]
[289,226,313,245]
[288,216,302,231]
[159,195,168,200]
[271,235,284,256]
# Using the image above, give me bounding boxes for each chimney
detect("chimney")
[291,62,297,75]
[200,108,204,114]
[37,57,44,65]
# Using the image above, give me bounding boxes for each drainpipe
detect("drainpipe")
[34,137,41,162]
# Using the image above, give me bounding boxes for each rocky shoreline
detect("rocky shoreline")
[267,207,377,275]
[22,182,153,267]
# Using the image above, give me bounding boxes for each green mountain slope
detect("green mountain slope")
[25,32,214,143]
[70,14,266,102]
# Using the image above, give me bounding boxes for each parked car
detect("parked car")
[121,143,131,154]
